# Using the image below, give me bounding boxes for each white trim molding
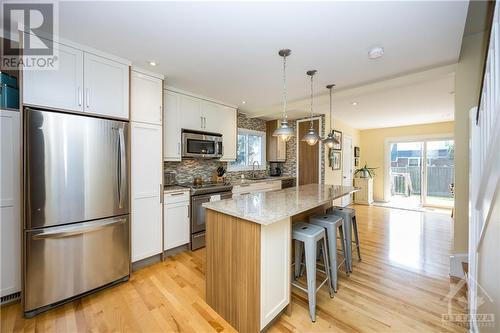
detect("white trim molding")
[296,116,323,185]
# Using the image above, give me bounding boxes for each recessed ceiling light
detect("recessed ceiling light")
[351,101,358,106]
[241,101,247,104]
[368,46,384,59]
[148,61,157,66]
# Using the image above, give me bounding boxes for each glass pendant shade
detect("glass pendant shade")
[323,130,339,148]
[273,119,294,142]
[322,84,339,147]
[302,127,320,146]
[302,69,319,145]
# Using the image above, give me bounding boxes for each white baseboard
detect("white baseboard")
[449,253,468,279]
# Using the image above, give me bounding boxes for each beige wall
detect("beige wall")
[453,31,488,254]
[324,114,360,190]
[359,122,454,202]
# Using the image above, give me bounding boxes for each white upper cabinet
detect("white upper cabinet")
[84,53,129,119]
[164,89,237,161]
[131,70,163,125]
[23,40,84,112]
[163,90,181,161]
[179,94,203,131]
[202,101,221,133]
[220,106,237,161]
[22,34,130,119]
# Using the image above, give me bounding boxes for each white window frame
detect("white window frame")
[228,128,267,171]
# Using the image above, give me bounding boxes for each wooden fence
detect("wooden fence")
[391,166,454,197]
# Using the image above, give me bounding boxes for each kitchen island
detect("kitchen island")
[203,184,358,332]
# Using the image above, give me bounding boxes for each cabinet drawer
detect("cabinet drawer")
[164,190,190,204]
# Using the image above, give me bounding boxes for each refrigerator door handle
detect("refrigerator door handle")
[32,218,127,240]
[118,127,126,209]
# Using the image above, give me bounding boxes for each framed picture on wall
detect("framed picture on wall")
[333,130,342,150]
[354,146,360,157]
[354,157,359,167]
[332,151,341,170]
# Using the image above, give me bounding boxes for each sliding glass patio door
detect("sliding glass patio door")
[422,140,454,208]
[388,138,454,209]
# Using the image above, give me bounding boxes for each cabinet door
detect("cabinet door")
[131,123,163,262]
[164,202,190,250]
[202,101,221,133]
[277,134,287,161]
[84,53,129,119]
[179,94,202,131]
[131,71,162,125]
[163,91,181,161]
[0,110,21,297]
[220,106,237,161]
[23,37,84,112]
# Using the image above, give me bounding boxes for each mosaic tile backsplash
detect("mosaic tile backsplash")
[163,112,325,184]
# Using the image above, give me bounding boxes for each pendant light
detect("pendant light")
[273,49,294,142]
[302,70,320,146]
[322,84,340,148]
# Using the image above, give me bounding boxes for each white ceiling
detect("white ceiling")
[55,1,467,128]
[255,65,456,129]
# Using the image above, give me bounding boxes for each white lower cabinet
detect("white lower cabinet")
[163,192,190,251]
[131,122,163,262]
[0,109,21,298]
[260,217,290,329]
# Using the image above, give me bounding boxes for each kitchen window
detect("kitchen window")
[228,128,266,171]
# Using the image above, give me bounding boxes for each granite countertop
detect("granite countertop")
[202,183,358,225]
[163,185,190,193]
[231,176,295,187]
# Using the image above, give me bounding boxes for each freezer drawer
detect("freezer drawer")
[24,215,130,315]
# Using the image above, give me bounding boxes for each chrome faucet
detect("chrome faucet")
[252,161,260,178]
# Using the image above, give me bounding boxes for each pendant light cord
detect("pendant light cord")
[310,74,314,128]
[329,87,332,131]
[282,55,287,121]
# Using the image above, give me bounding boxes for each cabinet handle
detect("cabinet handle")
[86,88,91,108]
[170,192,186,196]
[177,142,180,155]
[201,116,203,129]
[203,117,206,129]
[78,87,82,106]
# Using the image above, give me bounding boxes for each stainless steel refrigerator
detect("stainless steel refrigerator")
[23,107,130,317]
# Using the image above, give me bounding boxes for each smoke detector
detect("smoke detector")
[368,47,384,59]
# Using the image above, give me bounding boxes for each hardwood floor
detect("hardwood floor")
[1,205,466,332]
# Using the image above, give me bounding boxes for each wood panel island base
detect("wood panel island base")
[203,184,358,332]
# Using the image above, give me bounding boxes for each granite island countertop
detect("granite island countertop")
[202,183,358,225]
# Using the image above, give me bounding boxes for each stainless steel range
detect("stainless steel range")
[180,182,233,250]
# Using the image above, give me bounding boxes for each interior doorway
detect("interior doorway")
[342,135,353,206]
[385,137,454,210]
[297,118,321,185]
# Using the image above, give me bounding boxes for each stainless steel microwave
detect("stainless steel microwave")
[182,130,223,159]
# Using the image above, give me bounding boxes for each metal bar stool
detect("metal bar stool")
[327,206,362,272]
[292,222,334,322]
[309,214,349,292]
